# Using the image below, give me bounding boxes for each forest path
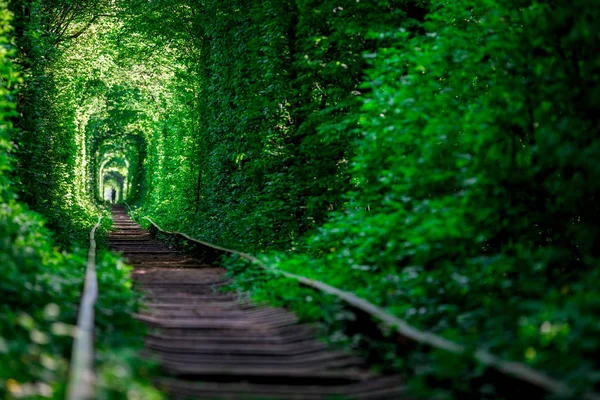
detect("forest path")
[106,205,409,399]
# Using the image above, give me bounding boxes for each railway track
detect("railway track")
[107,205,410,400]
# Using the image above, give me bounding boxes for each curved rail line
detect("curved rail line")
[66,214,103,400]
[143,215,600,400]
[110,206,406,399]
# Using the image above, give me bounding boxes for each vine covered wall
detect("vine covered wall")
[132,0,422,249]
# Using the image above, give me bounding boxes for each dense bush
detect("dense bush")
[268,0,600,395]
[128,0,600,397]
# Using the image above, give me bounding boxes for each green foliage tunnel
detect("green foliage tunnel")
[1,0,599,398]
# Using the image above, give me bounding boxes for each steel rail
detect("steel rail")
[143,215,600,400]
[66,214,103,400]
